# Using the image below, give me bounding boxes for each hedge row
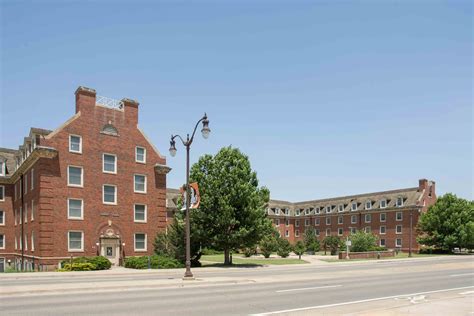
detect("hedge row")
[60,256,112,271]
[124,255,184,269]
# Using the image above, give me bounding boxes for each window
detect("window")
[380,239,386,247]
[295,209,300,216]
[31,168,34,190]
[380,213,386,222]
[295,230,300,237]
[380,226,386,234]
[275,219,280,226]
[0,234,4,249]
[275,208,280,215]
[68,166,83,187]
[365,214,371,223]
[338,228,343,236]
[351,202,357,211]
[338,204,344,212]
[68,231,84,251]
[68,199,83,219]
[315,207,320,214]
[19,207,22,224]
[295,220,300,228]
[396,225,402,234]
[285,230,289,237]
[24,233,28,251]
[365,201,372,210]
[326,206,332,213]
[315,218,320,226]
[15,236,17,250]
[31,232,35,251]
[351,215,357,224]
[14,184,17,200]
[69,135,82,153]
[134,233,147,251]
[0,185,4,201]
[326,217,331,225]
[0,161,4,176]
[365,226,371,233]
[380,199,387,208]
[31,199,34,221]
[14,209,17,226]
[350,227,357,234]
[103,154,117,174]
[338,216,343,225]
[396,212,403,221]
[305,219,310,226]
[134,204,147,222]
[326,228,331,236]
[305,208,310,215]
[284,208,289,216]
[285,219,290,227]
[315,229,320,236]
[24,174,28,193]
[396,197,404,207]
[134,174,147,193]
[136,146,146,163]
[24,203,28,223]
[103,185,117,204]
[102,124,118,136]
[396,238,402,247]
[0,210,4,225]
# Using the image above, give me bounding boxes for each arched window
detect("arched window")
[102,124,118,136]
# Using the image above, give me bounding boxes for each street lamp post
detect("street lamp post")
[409,209,413,257]
[169,113,210,280]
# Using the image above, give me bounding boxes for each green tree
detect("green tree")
[304,227,320,254]
[293,241,306,259]
[417,194,474,251]
[259,235,278,258]
[190,147,273,265]
[349,231,378,252]
[323,236,342,255]
[276,237,293,258]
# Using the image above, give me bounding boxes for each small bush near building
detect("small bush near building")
[293,241,307,259]
[60,256,112,271]
[259,236,278,258]
[59,263,96,271]
[243,247,257,257]
[277,238,292,258]
[349,231,378,252]
[124,255,184,269]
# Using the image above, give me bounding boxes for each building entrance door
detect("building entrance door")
[100,238,120,266]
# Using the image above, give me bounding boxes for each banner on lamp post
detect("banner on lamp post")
[180,182,200,211]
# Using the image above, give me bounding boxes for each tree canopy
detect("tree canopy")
[417,193,474,251]
[190,146,273,264]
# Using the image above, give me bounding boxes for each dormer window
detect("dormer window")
[285,208,290,216]
[295,209,300,216]
[396,197,404,207]
[326,206,332,213]
[338,204,344,212]
[315,207,320,214]
[0,161,5,176]
[351,202,358,211]
[380,199,387,208]
[305,208,310,215]
[365,201,372,210]
[275,208,280,215]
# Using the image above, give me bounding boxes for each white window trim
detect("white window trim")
[295,230,299,237]
[365,214,371,223]
[275,219,280,226]
[295,209,300,216]
[326,217,331,225]
[338,228,343,236]
[351,215,357,224]
[365,201,372,210]
[68,198,84,220]
[134,204,147,223]
[380,226,386,235]
[315,218,320,226]
[31,168,34,190]
[68,231,84,252]
[24,203,28,223]
[31,232,35,252]
[305,219,310,226]
[0,234,4,249]
[338,216,343,225]
[396,225,403,234]
[69,134,82,154]
[134,233,147,252]
[338,204,344,212]
[31,199,34,221]
[396,212,403,221]
[380,199,387,209]
[285,230,289,237]
[103,184,117,205]
[135,146,146,163]
[380,239,386,247]
[380,213,386,222]
[396,239,402,247]
[326,228,331,236]
[102,153,117,174]
[0,161,5,176]
[24,233,28,251]
[396,197,404,207]
[0,210,4,225]
[67,165,84,187]
[134,174,147,194]
[295,220,300,227]
[285,219,290,227]
[315,207,320,214]
[351,202,357,211]
[0,185,4,201]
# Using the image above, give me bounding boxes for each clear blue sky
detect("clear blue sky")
[1,1,472,201]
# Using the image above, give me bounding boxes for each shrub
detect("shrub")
[59,263,96,271]
[243,247,257,257]
[259,236,278,258]
[277,238,292,258]
[323,236,342,255]
[201,248,223,255]
[293,241,306,259]
[124,255,184,269]
[349,231,378,252]
[304,227,320,253]
[60,256,111,270]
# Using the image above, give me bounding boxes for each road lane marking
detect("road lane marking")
[276,285,342,293]
[251,286,474,315]
[459,290,474,295]
[450,273,474,277]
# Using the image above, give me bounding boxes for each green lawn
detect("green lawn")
[200,254,308,266]
[319,252,447,263]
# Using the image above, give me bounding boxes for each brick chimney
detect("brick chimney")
[121,98,139,126]
[75,86,96,114]
[418,179,428,191]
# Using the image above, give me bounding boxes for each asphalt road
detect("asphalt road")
[1,256,473,315]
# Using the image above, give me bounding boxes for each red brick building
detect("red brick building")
[0,86,170,271]
[267,179,436,251]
